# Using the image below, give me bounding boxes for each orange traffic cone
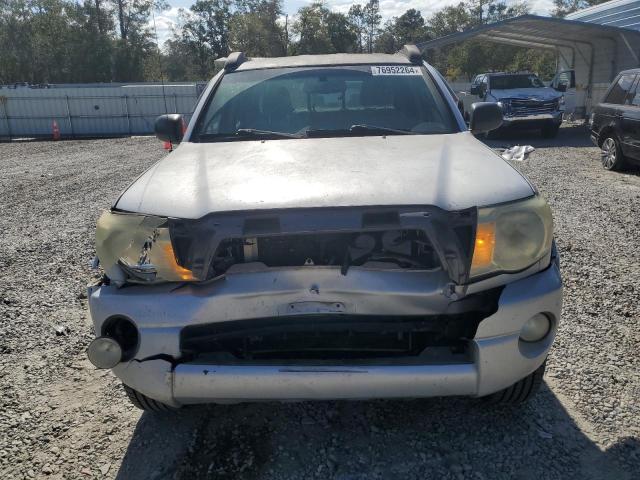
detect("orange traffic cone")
[52,120,61,141]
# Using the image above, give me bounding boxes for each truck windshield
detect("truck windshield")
[491,75,545,90]
[193,65,458,141]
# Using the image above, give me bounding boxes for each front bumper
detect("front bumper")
[88,263,562,406]
[502,112,563,128]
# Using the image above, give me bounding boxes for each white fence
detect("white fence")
[0,83,206,140]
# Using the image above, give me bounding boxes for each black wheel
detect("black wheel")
[541,123,560,138]
[485,361,546,405]
[123,384,178,412]
[601,136,626,171]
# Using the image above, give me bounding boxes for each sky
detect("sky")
[151,0,556,45]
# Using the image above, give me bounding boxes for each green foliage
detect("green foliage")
[375,8,429,53]
[291,2,334,54]
[0,0,557,84]
[164,0,284,78]
[326,11,357,54]
[424,0,555,82]
[290,1,356,55]
[229,0,286,56]
[348,4,366,52]
[0,0,161,83]
[363,0,380,53]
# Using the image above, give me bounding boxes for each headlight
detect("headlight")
[96,211,195,284]
[470,196,553,278]
[559,95,565,106]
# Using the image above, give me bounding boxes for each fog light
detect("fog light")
[87,336,122,369]
[520,313,551,342]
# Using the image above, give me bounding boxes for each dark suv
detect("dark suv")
[590,68,640,171]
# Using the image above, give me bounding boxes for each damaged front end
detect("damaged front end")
[89,202,560,404]
[92,206,491,366]
[96,205,477,289]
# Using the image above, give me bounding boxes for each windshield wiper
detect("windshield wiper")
[195,129,301,142]
[235,128,302,139]
[198,125,413,142]
[348,124,416,135]
[304,125,416,137]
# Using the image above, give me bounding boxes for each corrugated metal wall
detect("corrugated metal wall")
[0,83,206,140]
[556,34,638,115]
[567,0,640,31]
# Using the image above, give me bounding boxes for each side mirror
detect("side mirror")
[470,85,479,95]
[556,83,567,93]
[469,102,503,135]
[154,114,184,144]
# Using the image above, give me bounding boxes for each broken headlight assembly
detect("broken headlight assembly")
[470,195,553,279]
[96,211,194,285]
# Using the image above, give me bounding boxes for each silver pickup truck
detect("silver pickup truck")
[465,72,565,138]
[86,48,561,411]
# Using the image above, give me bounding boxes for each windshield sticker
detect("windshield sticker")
[371,65,421,76]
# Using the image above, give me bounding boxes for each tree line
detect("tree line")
[0,0,611,84]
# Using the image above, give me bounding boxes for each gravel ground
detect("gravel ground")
[1,127,639,480]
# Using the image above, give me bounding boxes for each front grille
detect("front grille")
[180,314,486,362]
[508,99,558,117]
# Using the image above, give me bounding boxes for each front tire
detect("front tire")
[601,136,626,171]
[541,123,560,138]
[123,384,178,412]
[485,361,546,405]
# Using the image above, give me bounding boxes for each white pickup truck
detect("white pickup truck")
[460,71,572,138]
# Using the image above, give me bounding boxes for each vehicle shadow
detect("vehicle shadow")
[115,382,637,480]
[482,124,594,150]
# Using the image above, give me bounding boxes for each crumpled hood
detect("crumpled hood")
[116,132,534,219]
[490,87,561,102]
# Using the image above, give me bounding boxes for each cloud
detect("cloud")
[147,7,182,46]
[324,0,553,21]
[530,0,555,14]
[326,0,474,20]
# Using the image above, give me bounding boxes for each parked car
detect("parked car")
[465,72,565,137]
[590,68,640,171]
[87,47,562,411]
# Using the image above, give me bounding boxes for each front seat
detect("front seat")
[261,85,295,132]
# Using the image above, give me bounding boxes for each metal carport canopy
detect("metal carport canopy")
[416,14,640,63]
[417,15,640,113]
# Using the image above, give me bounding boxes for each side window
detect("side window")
[481,76,488,90]
[627,78,640,107]
[605,74,636,104]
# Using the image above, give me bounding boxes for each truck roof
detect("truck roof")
[233,53,415,71]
